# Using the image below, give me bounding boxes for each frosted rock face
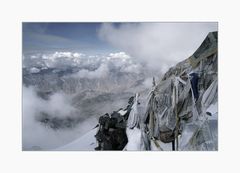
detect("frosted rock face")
[127,93,140,129]
[143,32,218,151]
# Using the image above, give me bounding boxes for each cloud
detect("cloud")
[120,64,141,74]
[49,51,85,59]
[142,77,154,89]
[26,51,142,78]
[74,52,143,78]
[98,23,218,73]
[23,51,86,68]
[22,86,97,150]
[109,52,131,59]
[75,63,109,79]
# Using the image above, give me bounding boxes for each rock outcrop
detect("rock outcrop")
[144,31,218,150]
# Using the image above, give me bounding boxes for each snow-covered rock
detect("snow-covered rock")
[143,31,218,151]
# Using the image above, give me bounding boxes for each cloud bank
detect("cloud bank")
[98,23,218,73]
[24,51,144,78]
[22,86,97,150]
[75,64,109,79]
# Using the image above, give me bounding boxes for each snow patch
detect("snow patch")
[118,109,127,116]
[125,128,142,150]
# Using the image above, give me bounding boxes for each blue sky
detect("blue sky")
[22,23,119,54]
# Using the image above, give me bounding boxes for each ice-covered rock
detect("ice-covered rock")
[143,31,218,151]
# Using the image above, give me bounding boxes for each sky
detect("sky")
[22,23,118,54]
[23,22,218,70]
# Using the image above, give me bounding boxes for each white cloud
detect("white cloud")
[66,51,143,78]
[22,86,96,150]
[24,51,145,77]
[22,86,77,123]
[73,52,83,58]
[75,64,109,79]
[98,23,218,73]
[142,77,154,89]
[109,52,131,59]
[25,51,86,68]
[50,52,85,60]
[120,64,141,74]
